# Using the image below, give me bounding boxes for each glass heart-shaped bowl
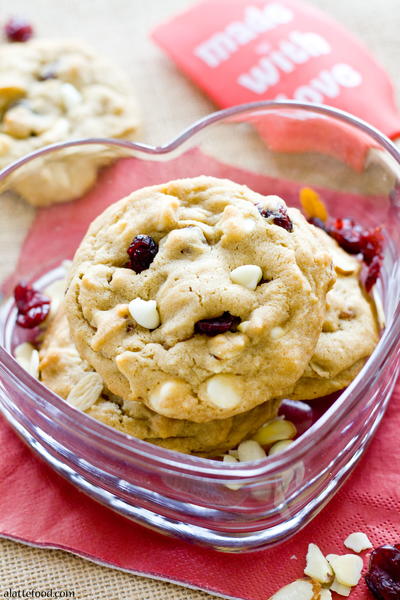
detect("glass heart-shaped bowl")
[0,101,399,552]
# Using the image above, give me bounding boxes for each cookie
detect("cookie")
[0,39,140,206]
[290,229,379,400]
[39,305,280,456]
[65,176,334,422]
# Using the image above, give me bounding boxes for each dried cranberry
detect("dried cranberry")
[127,235,158,273]
[365,544,400,599]
[311,216,384,292]
[361,227,384,265]
[14,282,50,329]
[195,312,240,336]
[278,399,314,437]
[325,218,384,262]
[258,205,293,232]
[308,217,328,232]
[5,17,34,42]
[365,255,382,293]
[326,218,365,255]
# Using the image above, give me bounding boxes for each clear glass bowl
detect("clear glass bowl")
[0,101,399,552]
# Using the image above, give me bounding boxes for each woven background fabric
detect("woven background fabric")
[1,0,399,598]
[0,538,213,600]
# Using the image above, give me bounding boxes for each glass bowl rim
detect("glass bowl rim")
[1,99,399,479]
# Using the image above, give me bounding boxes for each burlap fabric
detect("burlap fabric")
[0,0,399,597]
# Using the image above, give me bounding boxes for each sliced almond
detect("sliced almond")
[308,361,330,378]
[304,543,334,585]
[66,372,103,411]
[44,279,65,302]
[29,349,40,379]
[269,579,314,600]
[223,454,238,464]
[330,578,351,597]
[14,342,34,367]
[268,439,294,456]
[331,250,358,275]
[253,418,297,447]
[372,288,386,329]
[222,454,242,490]
[343,532,373,553]
[237,440,266,462]
[326,553,363,587]
[44,279,66,317]
[14,342,39,378]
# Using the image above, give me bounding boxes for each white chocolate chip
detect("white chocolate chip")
[237,440,266,462]
[230,265,262,290]
[60,82,82,110]
[218,206,255,243]
[241,218,255,233]
[343,532,373,553]
[149,378,190,413]
[205,374,241,409]
[14,343,39,378]
[207,332,247,360]
[66,372,103,411]
[270,326,285,339]
[128,298,160,329]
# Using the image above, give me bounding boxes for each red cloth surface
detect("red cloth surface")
[1,152,399,599]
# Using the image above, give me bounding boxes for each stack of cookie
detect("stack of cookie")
[38,176,379,456]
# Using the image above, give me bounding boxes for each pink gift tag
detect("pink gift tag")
[153,0,400,169]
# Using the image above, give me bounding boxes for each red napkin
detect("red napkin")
[2,151,399,599]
